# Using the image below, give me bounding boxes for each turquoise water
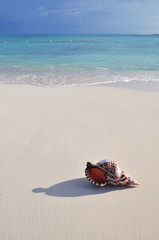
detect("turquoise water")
[0,34,159,86]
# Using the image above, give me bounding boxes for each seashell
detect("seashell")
[85,159,139,187]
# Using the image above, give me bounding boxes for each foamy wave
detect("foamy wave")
[96,67,109,70]
[61,78,159,88]
[0,66,159,88]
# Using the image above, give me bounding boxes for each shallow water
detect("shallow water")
[0,34,159,88]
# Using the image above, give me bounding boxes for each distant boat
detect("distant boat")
[153,34,159,36]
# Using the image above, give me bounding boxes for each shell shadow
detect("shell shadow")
[32,178,134,197]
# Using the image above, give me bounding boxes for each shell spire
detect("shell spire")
[85,159,139,187]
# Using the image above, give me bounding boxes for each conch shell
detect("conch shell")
[85,159,139,186]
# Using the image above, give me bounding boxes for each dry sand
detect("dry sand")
[0,84,159,240]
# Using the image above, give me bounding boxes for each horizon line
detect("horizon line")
[0,33,157,36]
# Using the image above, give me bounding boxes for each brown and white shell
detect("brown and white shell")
[85,159,139,187]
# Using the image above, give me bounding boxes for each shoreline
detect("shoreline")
[0,84,159,240]
[1,80,159,92]
[1,65,159,92]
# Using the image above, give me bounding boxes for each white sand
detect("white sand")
[0,84,159,240]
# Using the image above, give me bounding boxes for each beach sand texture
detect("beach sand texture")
[0,85,159,240]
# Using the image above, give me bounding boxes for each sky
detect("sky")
[0,0,159,35]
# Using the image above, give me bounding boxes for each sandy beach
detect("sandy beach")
[0,84,159,240]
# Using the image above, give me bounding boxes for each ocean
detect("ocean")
[0,34,159,88]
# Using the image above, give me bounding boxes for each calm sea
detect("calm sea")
[0,34,159,87]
